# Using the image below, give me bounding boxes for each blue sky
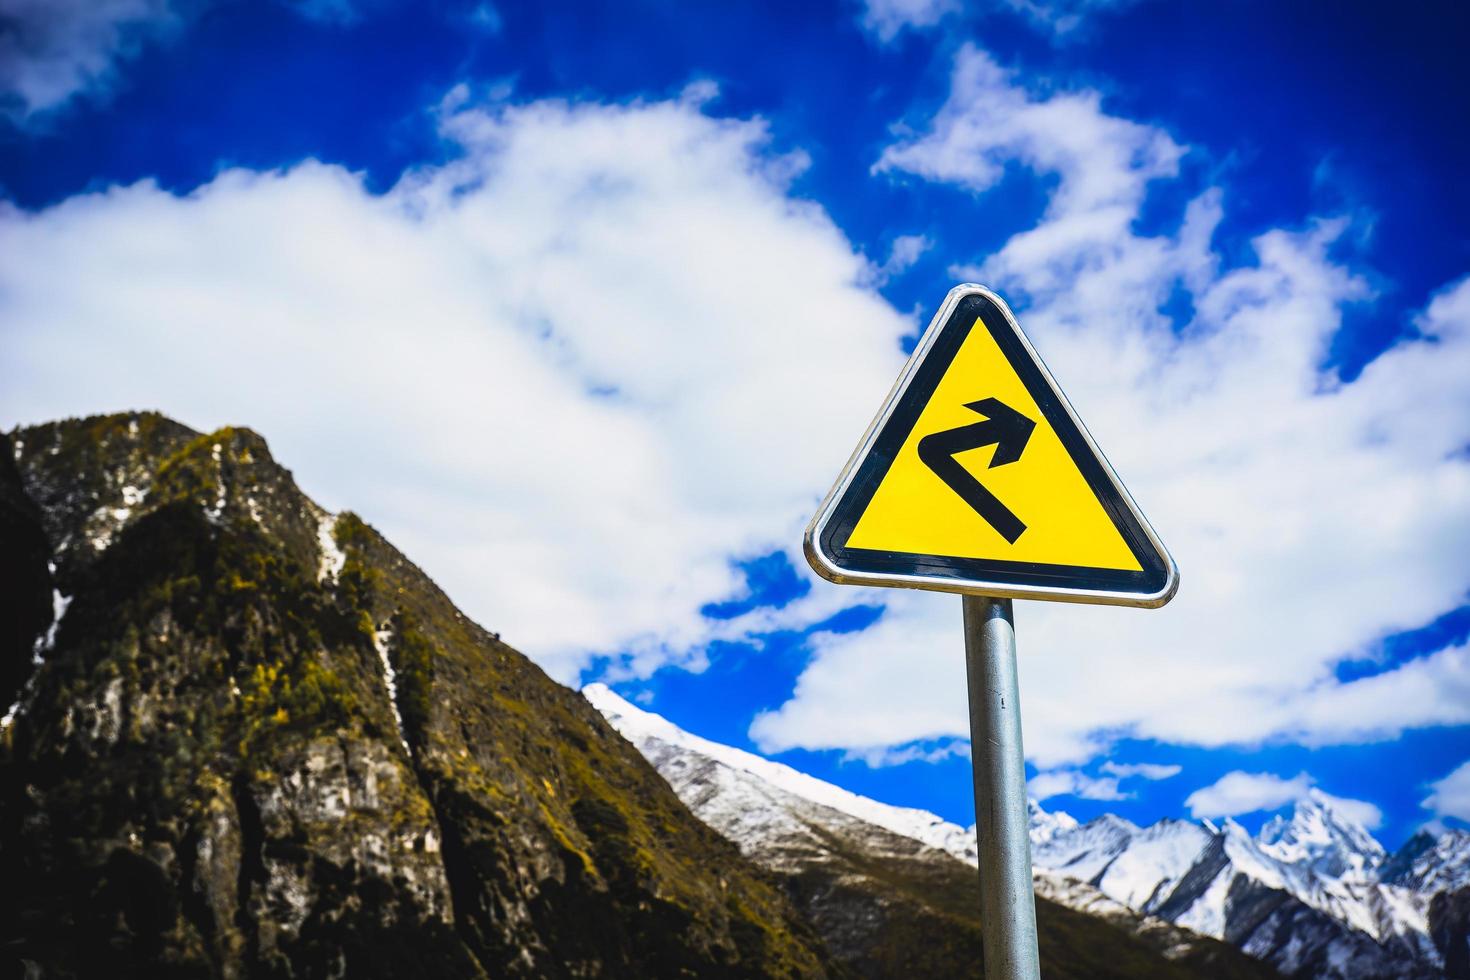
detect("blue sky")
[2,0,1468,849]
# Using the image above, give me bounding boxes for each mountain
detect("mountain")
[1381,829,1470,896]
[1379,830,1470,979]
[584,683,1279,980]
[1034,788,1452,978]
[4,411,1462,979]
[0,413,835,978]
[584,683,1470,980]
[1257,791,1385,881]
[1033,813,1212,917]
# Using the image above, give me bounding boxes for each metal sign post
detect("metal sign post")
[963,596,1040,980]
[804,284,1177,980]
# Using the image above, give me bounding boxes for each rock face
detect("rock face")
[584,684,1280,980]
[0,429,52,713]
[0,413,832,979]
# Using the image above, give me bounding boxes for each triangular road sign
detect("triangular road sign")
[805,285,1178,607]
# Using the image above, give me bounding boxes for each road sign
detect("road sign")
[805,284,1177,608]
[804,284,1178,980]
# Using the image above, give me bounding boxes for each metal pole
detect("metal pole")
[963,595,1041,980]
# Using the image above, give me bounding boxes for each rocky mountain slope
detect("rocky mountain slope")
[584,684,1470,980]
[0,413,835,979]
[5,411,1463,979]
[584,684,1279,980]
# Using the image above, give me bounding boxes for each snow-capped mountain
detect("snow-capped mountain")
[1257,790,1386,881]
[1017,788,1443,976]
[584,682,978,864]
[1158,816,1436,977]
[585,684,1280,979]
[585,683,1469,979]
[1034,814,1213,914]
[1028,797,1079,846]
[1380,829,1470,896]
[1035,797,1432,955]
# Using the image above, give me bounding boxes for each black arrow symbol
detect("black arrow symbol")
[917,397,1036,544]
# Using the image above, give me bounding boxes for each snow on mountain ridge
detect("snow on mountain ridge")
[1258,787,1386,881]
[586,683,1457,978]
[1027,798,1078,845]
[1097,819,1213,913]
[1383,828,1470,894]
[583,683,1297,977]
[582,683,984,863]
[1031,811,1139,883]
[1040,794,1432,954]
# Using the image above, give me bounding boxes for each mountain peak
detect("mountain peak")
[1379,826,1470,893]
[2,413,835,978]
[1027,797,1078,845]
[1257,787,1385,879]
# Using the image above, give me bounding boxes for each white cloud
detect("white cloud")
[1029,769,1126,801]
[0,92,910,682]
[1185,772,1382,829]
[1102,761,1182,781]
[845,738,970,767]
[1185,771,1311,819]
[0,0,179,118]
[1325,793,1386,832]
[1025,759,1178,803]
[754,45,1470,766]
[870,233,931,285]
[857,0,958,43]
[876,46,1183,211]
[1423,760,1470,823]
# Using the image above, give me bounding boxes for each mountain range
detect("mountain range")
[0,411,1464,978]
[585,683,1470,979]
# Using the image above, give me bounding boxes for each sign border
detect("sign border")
[804,284,1179,608]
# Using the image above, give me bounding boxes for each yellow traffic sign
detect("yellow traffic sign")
[805,285,1177,607]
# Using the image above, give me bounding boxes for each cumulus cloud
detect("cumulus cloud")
[753,45,1470,766]
[0,91,910,681]
[870,233,932,285]
[875,46,1183,210]
[1029,759,1179,802]
[845,738,970,768]
[1323,794,1387,832]
[1423,760,1470,823]
[1186,771,1314,819]
[857,0,958,43]
[1029,769,1126,801]
[1101,761,1182,781]
[1186,772,1383,829]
